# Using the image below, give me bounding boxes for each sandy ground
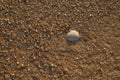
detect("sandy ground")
[0,0,120,80]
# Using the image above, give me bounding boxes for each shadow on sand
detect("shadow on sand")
[66,39,79,46]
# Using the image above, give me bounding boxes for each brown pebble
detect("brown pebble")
[114,64,120,71]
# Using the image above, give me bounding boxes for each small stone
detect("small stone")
[67,30,80,41]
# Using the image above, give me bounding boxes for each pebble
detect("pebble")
[67,30,80,41]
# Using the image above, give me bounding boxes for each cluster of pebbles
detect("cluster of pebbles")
[0,18,71,52]
[1,0,119,80]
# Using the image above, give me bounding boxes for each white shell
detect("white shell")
[67,30,80,41]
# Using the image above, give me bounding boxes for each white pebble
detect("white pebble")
[67,30,80,41]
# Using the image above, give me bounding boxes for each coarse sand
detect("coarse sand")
[0,0,120,80]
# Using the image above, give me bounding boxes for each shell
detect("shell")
[67,30,80,41]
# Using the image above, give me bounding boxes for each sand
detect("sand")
[0,0,120,80]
